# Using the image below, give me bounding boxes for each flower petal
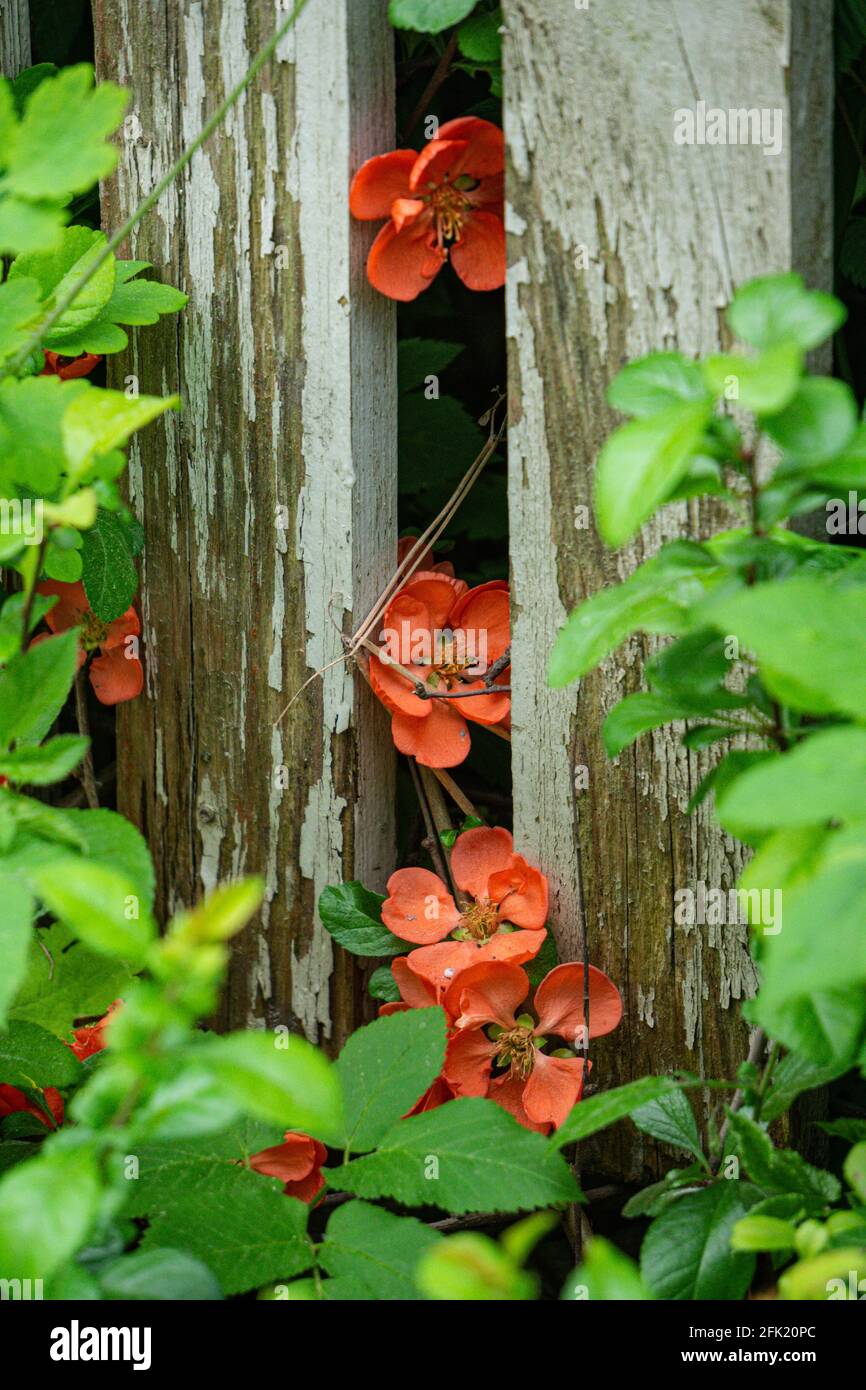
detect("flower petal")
[249,1131,322,1184]
[392,703,471,768]
[366,217,443,302]
[382,867,460,944]
[450,680,511,726]
[451,581,510,668]
[369,652,431,717]
[443,959,528,1031]
[436,117,504,177]
[488,854,549,930]
[475,928,547,968]
[450,825,513,900]
[443,1026,497,1096]
[392,955,441,1010]
[401,570,467,629]
[408,138,469,193]
[533,963,624,1044]
[89,647,143,705]
[403,940,480,995]
[451,209,506,292]
[101,604,141,648]
[37,579,90,634]
[349,149,417,219]
[523,1053,586,1129]
[487,1070,550,1134]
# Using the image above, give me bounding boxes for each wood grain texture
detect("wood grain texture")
[93,0,396,1047]
[0,0,30,75]
[503,0,832,1177]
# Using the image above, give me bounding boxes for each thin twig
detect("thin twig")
[73,671,100,810]
[401,32,459,142]
[430,766,478,819]
[18,536,48,651]
[408,757,454,895]
[716,1027,767,1158]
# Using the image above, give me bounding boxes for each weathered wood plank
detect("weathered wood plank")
[503,0,832,1177]
[0,0,30,75]
[93,0,396,1046]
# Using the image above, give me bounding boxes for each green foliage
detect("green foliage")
[318,881,410,957]
[640,1181,761,1300]
[320,1199,439,1300]
[336,1007,447,1151]
[416,1213,551,1301]
[562,1237,652,1301]
[389,0,477,34]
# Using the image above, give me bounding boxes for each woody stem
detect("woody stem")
[407,757,455,896]
[74,670,100,810]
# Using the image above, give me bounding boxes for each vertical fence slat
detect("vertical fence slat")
[0,0,30,75]
[503,0,832,1176]
[94,0,396,1047]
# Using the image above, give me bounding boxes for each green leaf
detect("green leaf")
[0,874,33,1027]
[417,1229,537,1301]
[602,692,690,758]
[763,378,858,463]
[0,375,88,495]
[608,351,709,418]
[332,1097,579,1214]
[132,1070,241,1143]
[730,1214,797,1252]
[594,401,711,546]
[193,1030,344,1145]
[56,807,155,913]
[53,261,188,357]
[0,1144,101,1281]
[337,1008,447,1152]
[99,1248,222,1301]
[9,921,135,1038]
[388,0,477,33]
[321,1199,440,1300]
[640,1181,761,1300]
[168,878,265,943]
[9,226,116,344]
[550,1076,680,1149]
[549,542,721,686]
[561,1236,652,1300]
[457,9,502,62]
[318,881,410,957]
[368,964,400,1003]
[0,630,79,748]
[31,859,156,963]
[0,275,43,363]
[700,575,866,720]
[398,338,464,392]
[0,1018,82,1088]
[717,728,866,836]
[761,1052,854,1124]
[120,1121,285,1213]
[778,1247,866,1300]
[630,1090,706,1166]
[751,988,866,1070]
[2,64,128,203]
[80,509,139,621]
[727,1112,841,1204]
[727,273,846,353]
[138,1165,311,1297]
[0,734,89,786]
[61,386,179,481]
[701,343,803,414]
[844,1142,866,1203]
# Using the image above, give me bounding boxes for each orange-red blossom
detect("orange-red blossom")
[36,580,143,706]
[370,570,510,769]
[350,117,505,302]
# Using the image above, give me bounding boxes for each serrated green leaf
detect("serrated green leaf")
[337,1008,447,1152]
[457,9,502,62]
[0,1019,82,1088]
[761,1052,854,1124]
[321,1199,440,1300]
[630,1089,707,1166]
[61,386,179,480]
[388,0,477,33]
[2,65,128,203]
[0,375,89,495]
[9,921,135,1039]
[54,262,188,357]
[0,873,33,1027]
[332,1097,579,1214]
[728,1111,841,1204]
[9,226,116,344]
[0,275,43,364]
[80,509,138,621]
[138,1164,311,1297]
[318,881,409,957]
[640,1181,760,1299]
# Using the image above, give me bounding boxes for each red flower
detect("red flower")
[0,1083,64,1128]
[350,117,505,301]
[40,351,101,380]
[36,580,143,706]
[442,960,623,1133]
[69,1000,122,1060]
[383,826,548,994]
[370,571,510,768]
[396,535,454,578]
[249,1131,327,1203]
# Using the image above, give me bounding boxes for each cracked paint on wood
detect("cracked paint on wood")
[94,0,396,1047]
[503,0,831,1177]
[0,0,29,76]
